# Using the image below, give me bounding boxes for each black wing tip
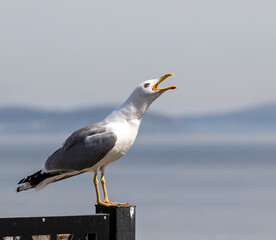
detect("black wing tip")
[18,178,26,184]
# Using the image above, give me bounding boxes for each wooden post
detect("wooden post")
[95,205,136,240]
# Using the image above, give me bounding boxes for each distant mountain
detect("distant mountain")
[0,103,275,135]
[180,103,276,133]
[0,106,115,134]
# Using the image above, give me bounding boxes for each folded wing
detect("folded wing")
[44,128,117,172]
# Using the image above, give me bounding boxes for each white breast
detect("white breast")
[112,120,140,154]
[95,119,141,170]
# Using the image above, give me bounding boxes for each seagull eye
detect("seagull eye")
[144,83,150,88]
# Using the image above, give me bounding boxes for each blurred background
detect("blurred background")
[1,1,276,239]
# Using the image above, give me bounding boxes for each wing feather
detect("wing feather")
[44,131,117,172]
[63,122,108,150]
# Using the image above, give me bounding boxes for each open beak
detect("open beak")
[152,73,177,91]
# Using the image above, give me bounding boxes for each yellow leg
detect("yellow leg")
[100,173,110,203]
[93,172,120,206]
[93,172,103,205]
[100,172,128,206]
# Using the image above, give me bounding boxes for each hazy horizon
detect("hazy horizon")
[0,99,276,118]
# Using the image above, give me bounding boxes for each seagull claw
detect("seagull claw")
[97,200,128,207]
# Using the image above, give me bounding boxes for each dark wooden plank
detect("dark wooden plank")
[0,215,109,240]
[95,205,136,240]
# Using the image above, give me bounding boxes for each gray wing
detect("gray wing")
[63,122,108,150]
[44,130,117,172]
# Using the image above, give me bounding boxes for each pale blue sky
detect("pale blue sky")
[0,0,275,115]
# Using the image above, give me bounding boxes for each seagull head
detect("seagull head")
[106,73,177,121]
[125,73,178,116]
[135,73,177,102]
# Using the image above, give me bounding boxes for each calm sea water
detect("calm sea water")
[1,135,276,240]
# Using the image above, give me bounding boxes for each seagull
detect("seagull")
[16,73,177,206]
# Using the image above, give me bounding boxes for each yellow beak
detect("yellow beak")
[152,73,177,91]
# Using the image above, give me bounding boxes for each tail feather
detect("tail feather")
[16,182,33,192]
[16,170,61,192]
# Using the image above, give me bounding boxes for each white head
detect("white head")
[133,73,177,103]
[107,73,178,121]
